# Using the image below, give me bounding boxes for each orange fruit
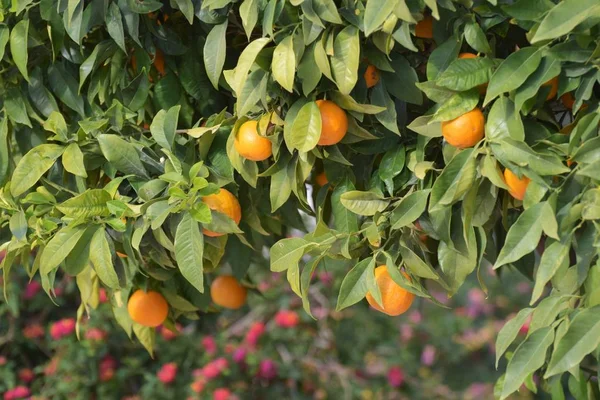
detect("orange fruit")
[153,49,166,77]
[315,172,328,187]
[504,169,530,201]
[567,159,574,168]
[441,108,485,149]
[414,221,428,243]
[543,77,558,101]
[234,120,272,161]
[415,15,433,39]
[364,65,380,88]
[560,92,575,109]
[127,290,169,327]
[458,52,477,59]
[366,266,415,316]
[202,188,242,237]
[130,54,138,73]
[316,100,348,146]
[210,275,247,309]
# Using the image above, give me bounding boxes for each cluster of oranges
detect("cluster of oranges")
[127,275,248,327]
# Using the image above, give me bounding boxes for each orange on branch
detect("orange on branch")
[202,189,242,237]
[504,169,530,201]
[441,108,485,149]
[153,49,166,77]
[366,266,415,316]
[316,100,348,146]
[560,92,575,109]
[415,15,433,39]
[210,275,247,309]
[542,77,558,101]
[234,120,272,161]
[364,65,380,88]
[315,172,328,187]
[127,290,169,327]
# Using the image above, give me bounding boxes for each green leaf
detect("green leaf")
[331,25,359,95]
[43,112,68,141]
[10,144,64,197]
[286,102,322,152]
[204,21,228,89]
[485,96,524,141]
[3,90,32,127]
[173,0,194,24]
[89,227,120,289]
[364,0,396,36]
[313,0,343,24]
[432,89,480,122]
[336,259,373,311]
[105,3,126,52]
[0,117,9,186]
[340,191,389,216]
[230,37,271,96]
[407,115,442,137]
[426,36,462,81]
[175,212,204,293]
[240,0,258,39]
[545,306,600,378]
[496,308,535,368]
[531,0,600,44]
[381,55,422,104]
[270,158,293,212]
[98,134,148,179]
[48,64,85,117]
[0,26,9,61]
[390,190,430,229]
[399,244,440,280]
[531,238,571,304]
[502,0,554,21]
[332,178,359,233]
[328,91,386,114]
[484,47,543,106]
[501,327,554,399]
[464,21,492,54]
[272,35,296,92]
[237,69,269,116]
[64,225,99,276]
[371,82,399,134]
[40,224,87,274]
[494,202,551,269]
[429,149,476,211]
[9,20,29,82]
[56,189,111,218]
[9,210,27,241]
[62,143,88,178]
[270,237,315,272]
[438,225,477,294]
[150,106,180,151]
[491,139,569,176]
[314,38,333,80]
[378,145,405,188]
[122,71,150,111]
[133,324,155,357]
[435,57,494,91]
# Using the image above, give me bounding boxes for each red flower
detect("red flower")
[0,356,6,366]
[244,322,265,347]
[274,310,300,328]
[18,369,34,383]
[213,388,232,400]
[157,362,178,384]
[190,380,205,393]
[3,386,31,400]
[49,318,76,340]
[99,368,115,382]
[201,336,217,355]
[85,328,106,341]
[23,281,41,300]
[387,366,404,388]
[99,288,108,303]
[100,355,117,370]
[232,347,247,364]
[23,323,44,339]
[44,357,60,376]
[257,359,278,380]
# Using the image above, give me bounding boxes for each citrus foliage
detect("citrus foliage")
[0,0,600,397]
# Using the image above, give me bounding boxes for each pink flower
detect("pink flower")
[232,347,247,364]
[244,322,265,347]
[99,288,108,303]
[213,388,232,400]
[202,362,221,380]
[408,311,422,324]
[274,310,300,328]
[44,357,60,376]
[23,281,41,300]
[318,271,333,286]
[257,359,277,380]
[50,318,76,340]
[517,282,531,294]
[85,328,106,341]
[190,380,205,393]
[192,368,203,378]
[3,386,31,400]
[201,336,217,355]
[18,369,34,383]
[0,356,6,366]
[160,324,180,341]
[157,362,178,384]
[23,323,44,339]
[387,366,404,388]
[421,345,436,366]
[100,355,117,382]
[400,325,414,342]
[213,357,228,370]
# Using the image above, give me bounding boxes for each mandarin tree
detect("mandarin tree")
[1,0,600,398]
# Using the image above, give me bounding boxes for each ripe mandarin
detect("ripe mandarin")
[202,189,242,237]
[364,65,380,88]
[542,77,558,101]
[234,120,272,161]
[504,169,530,201]
[366,266,414,316]
[211,275,247,309]
[441,108,485,148]
[127,290,169,327]
[316,100,348,146]
[415,16,433,39]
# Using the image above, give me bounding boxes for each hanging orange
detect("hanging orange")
[127,290,169,327]
[504,169,530,201]
[316,100,348,146]
[441,108,485,149]
[234,120,272,161]
[542,77,558,101]
[210,275,247,309]
[366,266,415,316]
[364,65,380,88]
[415,16,433,39]
[202,189,242,237]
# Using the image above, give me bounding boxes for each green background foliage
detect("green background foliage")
[1,0,600,398]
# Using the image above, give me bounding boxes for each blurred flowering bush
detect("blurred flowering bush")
[1,264,538,400]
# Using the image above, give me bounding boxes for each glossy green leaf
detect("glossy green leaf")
[532,0,600,43]
[336,259,373,311]
[175,212,204,293]
[270,237,315,272]
[390,190,430,229]
[340,191,389,216]
[204,21,228,89]
[331,25,359,95]
[286,102,321,152]
[9,20,29,81]
[62,143,88,177]
[40,224,87,274]
[272,35,296,92]
[496,308,535,368]
[10,144,64,197]
[56,189,111,218]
